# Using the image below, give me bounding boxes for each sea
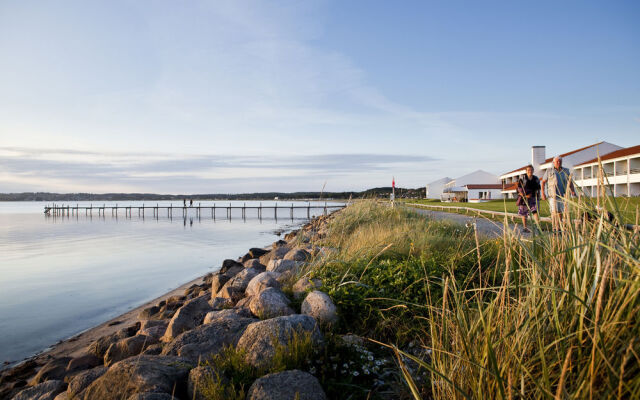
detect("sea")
[0,200,339,368]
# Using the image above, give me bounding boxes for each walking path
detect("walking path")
[406,205,528,238]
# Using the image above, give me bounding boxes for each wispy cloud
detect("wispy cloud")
[0,147,437,193]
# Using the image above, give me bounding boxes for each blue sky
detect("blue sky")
[0,0,638,193]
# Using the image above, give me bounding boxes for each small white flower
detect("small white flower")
[343,363,348,368]
[367,355,374,361]
[352,371,359,376]
[364,369,370,375]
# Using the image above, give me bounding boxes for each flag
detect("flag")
[392,177,395,188]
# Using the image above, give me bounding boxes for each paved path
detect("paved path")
[407,205,527,238]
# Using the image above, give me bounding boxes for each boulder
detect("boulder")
[292,277,322,300]
[53,392,68,400]
[13,380,66,400]
[249,287,295,319]
[162,294,213,341]
[138,320,168,340]
[138,305,161,320]
[30,357,72,385]
[210,274,229,295]
[236,315,323,369]
[246,370,326,400]
[245,272,281,297]
[235,296,253,308]
[88,324,139,359]
[203,272,215,285]
[272,246,290,260]
[243,258,266,271]
[187,366,216,400]
[301,291,338,326]
[203,308,253,324]
[220,267,261,293]
[66,354,102,374]
[266,259,300,275]
[209,297,233,310]
[216,287,244,302]
[248,248,270,259]
[104,334,157,366]
[84,356,192,400]
[142,344,164,356]
[127,393,178,400]
[220,259,243,274]
[66,366,106,398]
[283,248,311,262]
[162,313,256,363]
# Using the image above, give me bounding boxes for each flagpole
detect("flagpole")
[391,176,395,208]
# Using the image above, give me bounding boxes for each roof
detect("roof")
[542,141,604,164]
[502,165,529,176]
[501,183,518,191]
[465,184,503,189]
[574,145,640,167]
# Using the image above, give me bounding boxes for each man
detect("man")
[517,165,541,233]
[541,156,576,232]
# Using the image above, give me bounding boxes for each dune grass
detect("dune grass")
[306,195,640,399]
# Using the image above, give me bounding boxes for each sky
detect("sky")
[0,0,638,194]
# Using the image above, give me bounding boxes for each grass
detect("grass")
[403,196,640,224]
[303,194,640,399]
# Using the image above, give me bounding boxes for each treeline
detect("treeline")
[0,187,426,201]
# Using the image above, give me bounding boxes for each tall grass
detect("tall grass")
[308,195,640,398]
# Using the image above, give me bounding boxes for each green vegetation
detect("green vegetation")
[303,199,640,398]
[404,196,640,224]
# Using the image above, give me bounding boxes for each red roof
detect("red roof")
[575,145,640,167]
[542,142,604,164]
[465,184,503,189]
[501,183,518,191]
[501,165,529,176]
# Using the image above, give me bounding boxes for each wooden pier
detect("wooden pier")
[44,202,345,220]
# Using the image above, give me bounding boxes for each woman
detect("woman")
[517,165,541,233]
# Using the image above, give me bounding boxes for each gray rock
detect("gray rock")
[162,294,213,341]
[220,259,244,274]
[84,356,192,400]
[219,267,261,293]
[243,258,266,270]
[66,353,102,374]
[249,287,295,319]
[87,325,139,359]
[162,313,256,363]
[53,392,68,400]
[292,277,322,299]
[209,296,233,309]
[283,248,311,262]
[216,286,244,302]
[235,295,253,308]
[248,248,269,259]
[30,357,72,385]
[138,320,168,340]
[245,272,281,297]
[141,343,164,356]
[246,370,326,400]
[66,366,106,398]
[272,245,290,260]
[266,259,300,275]
[210,274,229,295]
[104,334,157,366]
[138,306,161,320]
[187,366,216,400]
[127,393,178,400]
[236,315,323,369]
[203,308,253,324]
[301,291,338,326]
[13,380,66,400]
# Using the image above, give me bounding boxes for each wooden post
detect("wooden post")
[324,202,327,216]
[307,202,310,219]
[275,202,277,219]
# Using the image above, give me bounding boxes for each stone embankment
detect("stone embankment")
[2,214,338,400]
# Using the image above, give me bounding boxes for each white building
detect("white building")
[573,145,640,197]
[500,142,623,199]
[442,170,501,203]
[425,177,452,199]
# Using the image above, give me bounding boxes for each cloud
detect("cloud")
[0,147,437,193]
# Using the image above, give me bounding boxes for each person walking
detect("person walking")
[516,164,541,233]
[541,156,576,232]
[189,199,193,207]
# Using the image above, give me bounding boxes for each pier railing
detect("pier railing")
[44,202,345,220]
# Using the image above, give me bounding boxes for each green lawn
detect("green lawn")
[403,197,640,224]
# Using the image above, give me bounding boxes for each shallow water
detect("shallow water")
[0,200,335,366]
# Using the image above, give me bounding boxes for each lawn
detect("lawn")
[404,196,640,224]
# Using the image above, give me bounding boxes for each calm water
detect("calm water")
[0,200,336,366]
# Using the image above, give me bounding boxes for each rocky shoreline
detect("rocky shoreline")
[1,213,341,400]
